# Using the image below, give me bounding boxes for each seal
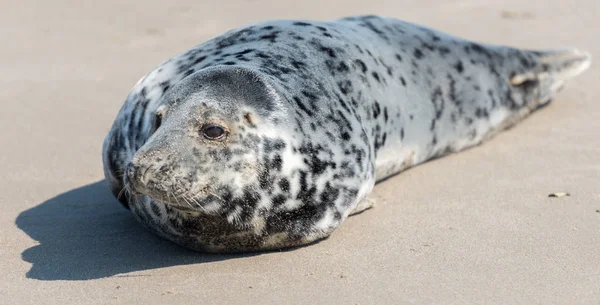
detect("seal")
[102,15,591,252]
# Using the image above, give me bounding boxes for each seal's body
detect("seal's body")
[102,15,590,252]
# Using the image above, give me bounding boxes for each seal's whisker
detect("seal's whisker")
[181,195,190,206]
[182,194,205,212]
[188,191,225,204]
[172,192,190,209]
[187,195,206,212]
[113,168,125,175]
[181,195,194,209]
[165,192,172,207]
[209,192,225,202]
[124,184,134,203]
[117,187,127,200]
[127,189,137,208]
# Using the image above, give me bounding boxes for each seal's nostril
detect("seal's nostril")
[125,163,136,181]
[125,162,148,185]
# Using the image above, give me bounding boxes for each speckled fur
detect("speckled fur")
[102,15,590,252]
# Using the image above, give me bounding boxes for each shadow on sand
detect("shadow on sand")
[16,180,250,281]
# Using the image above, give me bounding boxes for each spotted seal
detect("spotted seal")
[102,15,591,252]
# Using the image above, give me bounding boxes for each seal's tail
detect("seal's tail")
[510,48,591,105]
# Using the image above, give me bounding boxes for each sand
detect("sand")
[1,0,599,304]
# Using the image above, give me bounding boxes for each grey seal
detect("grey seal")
[102,15,591,252]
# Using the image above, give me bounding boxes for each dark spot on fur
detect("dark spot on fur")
[272,194,286,206]
[354,59,367,73]
[293,96,314,117]
[293,22,311,26]
[291,60,306,70]
[454,60,464,73]
[338,80,353,95]
[256,52,270,59]
[321,47,336,58]
[399,76,407,86]
[236,49,254,55]
[414,48,424,59]
[475,107,489,118]
[259,31,280,43]
[278,178,290,192]
[371,72,380,82]
[192,56,207,65]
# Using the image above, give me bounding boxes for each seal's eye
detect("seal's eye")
[202,125,226,140]
[153,105,167,132]
[153,113,162,130]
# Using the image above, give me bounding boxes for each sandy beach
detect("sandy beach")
[1,0,599,304]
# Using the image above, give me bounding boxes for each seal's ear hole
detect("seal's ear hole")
[244,112,256,127]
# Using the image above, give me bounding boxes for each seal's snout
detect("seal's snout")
[125,153,193,201]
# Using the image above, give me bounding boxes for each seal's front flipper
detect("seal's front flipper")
[491,48,591,132]
[349,196,376,216]
[510,48,591,106]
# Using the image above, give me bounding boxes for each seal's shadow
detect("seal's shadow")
[16,180,250,281]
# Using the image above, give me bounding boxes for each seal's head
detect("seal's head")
[124,66,296,249]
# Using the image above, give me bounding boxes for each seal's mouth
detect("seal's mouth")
[123,160,228,215]
[127,189,209,214]
[124,163,192,205]
[153,197,200,213]
[124,178,224,214]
